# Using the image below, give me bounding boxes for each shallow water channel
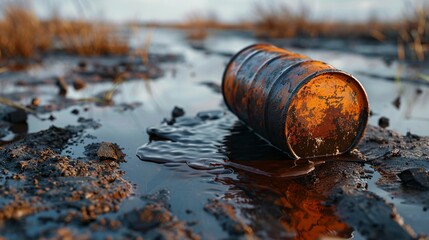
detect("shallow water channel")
[1,28,429,238]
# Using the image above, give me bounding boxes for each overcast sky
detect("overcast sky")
[27,0,416,23]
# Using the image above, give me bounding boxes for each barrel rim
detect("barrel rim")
[221,43,276,113]
[283,69,370,159]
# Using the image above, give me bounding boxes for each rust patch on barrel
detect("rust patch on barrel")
[286,72,368,157]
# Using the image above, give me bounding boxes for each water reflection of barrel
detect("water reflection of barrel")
[222,44,369,159]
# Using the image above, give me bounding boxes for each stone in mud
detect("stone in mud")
[2,109,27,124]
[84,142,125,161]
[73,78,86,90]
[398,168,429,190]
[204,199,254,237]
[172,106,185,118]
[378,116,389,129]
[97,142,125,161]
[122,190,199,240]
[71,109,79,115]
[392,96,401,109]
[122,204,200,240]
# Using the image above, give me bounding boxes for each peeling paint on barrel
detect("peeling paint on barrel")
[222,44,369,159]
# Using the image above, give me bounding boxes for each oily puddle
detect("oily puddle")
[137,109,369,239]
[137,110,365,178]
[137,108,429,238]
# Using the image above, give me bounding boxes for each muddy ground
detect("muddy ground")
[1,29,429,239]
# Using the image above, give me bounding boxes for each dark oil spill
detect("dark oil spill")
[137,110,321,178]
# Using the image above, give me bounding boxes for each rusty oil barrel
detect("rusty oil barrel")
[222,43,369,159]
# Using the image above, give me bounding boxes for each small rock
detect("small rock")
[56,76,68,96]
[171,106,185,118]
[416,88,423,95]
[392,96,401,109]
[73,78,86,90]
[71,109,79,115]
[378,116,389,129]
[31,97,40,107]
[97,142,125,161]
[398,168,429,190]
[3,109,27,124]
[78,61,87,70]
[48,114,56,121]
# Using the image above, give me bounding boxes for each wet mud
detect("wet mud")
[0,123,200,239]
[360,126,429,212]
[0,124,130,238]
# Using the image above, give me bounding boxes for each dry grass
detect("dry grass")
[0,6,51,59]
[251,3,397,40]
[0,4,129,61]
[250,2,429,62]
[55,21,129,56]
[252,3,311,38]
[396,2,429,61]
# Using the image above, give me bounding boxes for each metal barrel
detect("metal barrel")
[222,43,369,159]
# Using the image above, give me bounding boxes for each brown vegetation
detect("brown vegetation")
[0,6,51,59]
[0,5,129,61]
[396,2,429,61]
[251,3,399,40]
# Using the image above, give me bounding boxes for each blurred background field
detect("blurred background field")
[1,0,429,60]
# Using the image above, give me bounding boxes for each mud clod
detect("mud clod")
[96,142,126,161]
[121,190,199,240]
[121,204,200,240]
[398,168,429,190]
[2,109,27,124]
[204,199,254,237]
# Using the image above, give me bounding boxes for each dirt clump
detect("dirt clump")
[0,125,131,238]
[120,189,200,240]
[398,168,429,190]
[92,142,126,161]
[204,199,254,237]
